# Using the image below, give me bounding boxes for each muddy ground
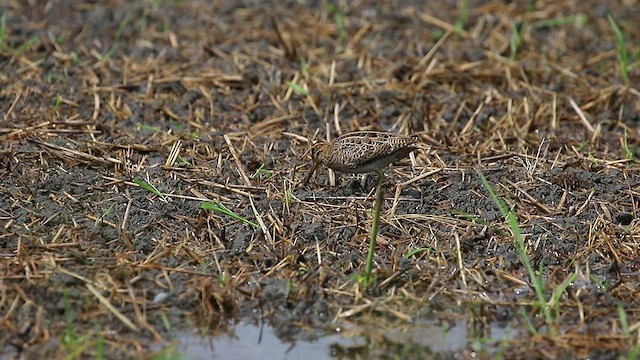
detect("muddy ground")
[1,0,639,359]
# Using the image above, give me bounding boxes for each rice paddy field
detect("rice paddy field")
[1,1,639,359]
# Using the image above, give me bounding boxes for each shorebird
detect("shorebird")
[300,130,420,288]
[302,131,419,185]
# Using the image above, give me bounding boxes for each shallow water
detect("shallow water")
[169,316,510,359]
[174,323,359,360]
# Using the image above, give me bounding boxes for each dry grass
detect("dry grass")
[1,0,639,358]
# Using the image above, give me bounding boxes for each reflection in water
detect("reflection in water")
[169,317,512,359]
[174,322,359,360]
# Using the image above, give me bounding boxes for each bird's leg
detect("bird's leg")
[360,173,368,189]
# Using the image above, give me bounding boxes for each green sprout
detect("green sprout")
[478,171,557,336]
[534,14,586,28]
[54,95,63,113]
[0,13,7,49]
[509,21,527,61]
[287,81,308,96]
[403,247,430,259]
[623,130,637,160]
[102,8,133,60]
[134,178,165,200]
[299,57,309,74]
[454,0,469,34]
[361,170,385,289]
[137,123,163,133]
[95,203,115,226]
[607,15,631,85]
[618,305,640,360]
[160,311,172,332]
[10,35,38,63]
[200,201,259,228]
[250,164,272,179]
[327,4,347,44]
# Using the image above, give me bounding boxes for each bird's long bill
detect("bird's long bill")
[301,162,320,186]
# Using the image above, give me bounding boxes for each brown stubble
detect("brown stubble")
[1,1,639,358]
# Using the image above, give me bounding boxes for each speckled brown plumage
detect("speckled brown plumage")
[302,131,419,185]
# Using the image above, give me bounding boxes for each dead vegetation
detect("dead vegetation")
[0,0,639,358]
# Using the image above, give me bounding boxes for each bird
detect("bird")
[302,131,419,185]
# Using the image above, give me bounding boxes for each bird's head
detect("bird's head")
[309,141,328,164]
[301,141,329,186]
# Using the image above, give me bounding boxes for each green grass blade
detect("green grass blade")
[327,4,347,43]
[454,0,468,34]
[509,21,524,61]
[134,178,164,198]
[160,311,172,332]
[477,170,555,334]
[287,81,308,96]
[0,13,7,49]
[250,163,272,179]
[10,35,38,63]
[534,14,586,28]
[618,304,630,335]
[96,328,104,360]
[404,247,429,259]
[607,15,630,85]
[200,201,259,228]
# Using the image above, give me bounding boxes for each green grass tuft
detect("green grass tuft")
[327,4,347,44]
[509,21,527,61]
[607,15,630,85]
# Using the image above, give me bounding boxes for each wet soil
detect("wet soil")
[1,1,639,359]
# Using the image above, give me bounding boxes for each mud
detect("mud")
[1,0,639,359]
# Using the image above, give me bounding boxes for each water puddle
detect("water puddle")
[172,323,359,359]
[165,316,511,359]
